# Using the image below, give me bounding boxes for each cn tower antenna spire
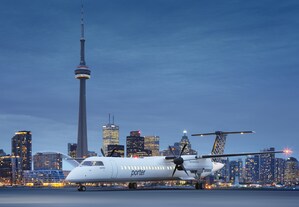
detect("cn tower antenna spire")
[80,0,86,66]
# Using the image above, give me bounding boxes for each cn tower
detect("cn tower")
[75,1,90,158]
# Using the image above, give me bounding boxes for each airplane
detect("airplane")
[66,131,286,191]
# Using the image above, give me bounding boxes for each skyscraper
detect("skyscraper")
[179,130,197,155]
[75,2,91,158]
[11,131,32,171]
[126,131,151,157]
[217,158,230,182]
[102,115,119,156]
[11,131,32,183]
[259,147,275,184]
[229,159,243,183]
[284,157,298,186]
[274,158,285,184]
[160,131,197,156]
[245,155,260,183]
[0,155,12,185]
[144,135,160,156]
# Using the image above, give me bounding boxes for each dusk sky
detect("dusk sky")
[0,0,298,158]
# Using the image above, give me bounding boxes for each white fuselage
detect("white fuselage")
[66,155,224,183]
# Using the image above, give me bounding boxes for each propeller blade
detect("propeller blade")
[100,148,106,157]
[168,146,176,157]
[108,148,116,157]
[180,144,187,156]
[181,165,189,176]
[165,156,176,160]
[172,165,178,177]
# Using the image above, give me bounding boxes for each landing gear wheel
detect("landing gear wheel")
[195,182,205,190]
[128,183,137,189]
[77,185,86,191]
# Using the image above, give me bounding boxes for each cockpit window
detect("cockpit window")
[81,161,93,166]
[94,161,104,166]
[81,161,104,166]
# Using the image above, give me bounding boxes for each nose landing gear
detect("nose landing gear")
[77,184,86,191]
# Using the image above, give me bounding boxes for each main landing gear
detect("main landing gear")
[77,184,86,191]
[128,182,137,189]
[195,182,205,190]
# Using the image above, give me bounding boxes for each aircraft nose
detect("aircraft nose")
[65,171,74,182]
[65,168,79,182]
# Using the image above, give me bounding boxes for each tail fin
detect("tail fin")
[211,132,227,162]
[192,131,254,162]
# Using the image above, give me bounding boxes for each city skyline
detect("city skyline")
[0,0,298,157]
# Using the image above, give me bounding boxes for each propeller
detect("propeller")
[100,148,116,157]
[101,148,105,157]
[168,144,189,177]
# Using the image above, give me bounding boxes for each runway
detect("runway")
[0,187,298,207]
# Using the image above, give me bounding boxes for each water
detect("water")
[0,187,298,207]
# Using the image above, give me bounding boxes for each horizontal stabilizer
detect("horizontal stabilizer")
[192,131,255,137]
[200,150,284,159]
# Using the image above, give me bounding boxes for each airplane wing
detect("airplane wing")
[192,131,254,136]
[200,150,284,159]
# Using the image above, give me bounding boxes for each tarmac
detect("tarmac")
[0,186,298,207]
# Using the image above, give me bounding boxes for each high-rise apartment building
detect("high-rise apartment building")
[33,152,63,171]
[0,155,12,185]
[217,158,230,182]
[274,158,285,184]
[259,147,275,184]
[229,159,243,183]
[11,131,32,171]
[284,157,298,186]
[11,131,32,184]
[102,115,119,156]
[245,155,260,183]
[144,136,160,156]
